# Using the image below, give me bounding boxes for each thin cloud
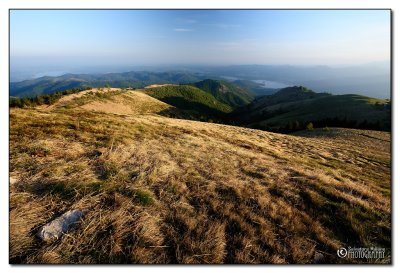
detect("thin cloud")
[203,23,241,29]
[173,28,194,32]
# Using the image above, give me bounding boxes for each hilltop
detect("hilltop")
[10,88,391,264]
[189,79,254,107]
[233,86,390,132]
[46,88,180,115]
[143,84,232,121]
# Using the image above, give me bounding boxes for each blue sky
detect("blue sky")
[10,10,390,66]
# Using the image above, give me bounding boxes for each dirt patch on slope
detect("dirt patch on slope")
[80,91,173,115]
[144,84,178,89]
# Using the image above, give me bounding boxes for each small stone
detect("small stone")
[37,209,85,242]
[313,251,325,264]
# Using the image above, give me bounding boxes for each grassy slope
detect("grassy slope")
[42,87,175,114]
[264,95,387,125]
[143,85,232,119]
[189,79,254,108]
[236,87,389,130]
[10,90,390,264]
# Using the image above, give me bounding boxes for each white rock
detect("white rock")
[313,252,325,264]
[37,209,84,241]
[10,177,17,185]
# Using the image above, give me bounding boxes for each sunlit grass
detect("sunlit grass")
[9,89,391,264]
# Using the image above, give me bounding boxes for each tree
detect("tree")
[306,122,314,130]
[21,98,31,107]
[294,120,301,130]
[10,98,23,108]
[34,95,45,105]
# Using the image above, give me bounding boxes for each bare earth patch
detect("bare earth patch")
[80,91,173,115]
[144,84,178,89]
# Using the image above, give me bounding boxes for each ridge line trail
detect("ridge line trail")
[37,88,121,110]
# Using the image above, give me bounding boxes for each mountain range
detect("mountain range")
[10,78,391,133]
[9,71,207,98]
[10,63,391,100]
[141,81,390,132]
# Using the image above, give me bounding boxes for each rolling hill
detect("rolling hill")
[9,88,391,264]
[189,79,254,108]
[233,86,391,132]
[143,84,233,121]
[38,87,178,116]
[10,83,391,133]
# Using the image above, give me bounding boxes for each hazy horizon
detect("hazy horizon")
[10,60,391,81]
[9,10,391,98]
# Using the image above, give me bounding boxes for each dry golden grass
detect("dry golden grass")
[144,84,178,89]
[9,89,391,264]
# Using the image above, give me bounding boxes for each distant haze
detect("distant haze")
[10,10,390,98]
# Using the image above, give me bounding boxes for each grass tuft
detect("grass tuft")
[134,189,155,206]
[100,161,119,180]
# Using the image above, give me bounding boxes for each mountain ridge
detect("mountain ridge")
[10,83,391,133]
[189,79,254,108]
[9,71,208,98]
[232,86,390,132]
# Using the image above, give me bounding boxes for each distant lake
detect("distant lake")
[220,76,291,89]
[220,75,239,81]
[251,80,290,89]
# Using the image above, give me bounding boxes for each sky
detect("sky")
[10,10,390,68]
